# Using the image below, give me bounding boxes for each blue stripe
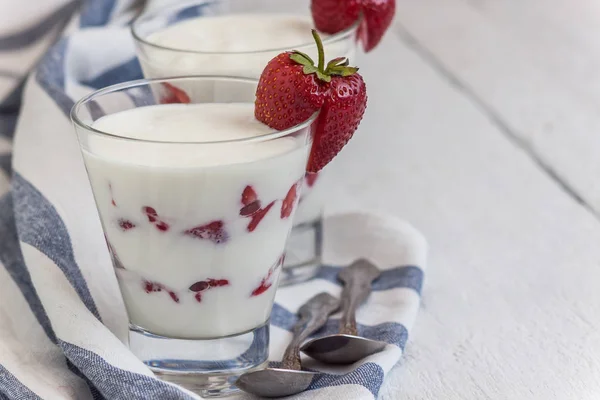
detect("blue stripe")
[0,193,57,342]
[0,1,78,50]
[309,362,383,398]
[171,1,216,23]
[60,341,197,400]
[0,113,17,137]
[12,173,101,320]
[81,58,142,90]
[0,81,25,113]
[317,265,424,293]
[271,303,409,348]
[66,360,105,400]
[0,154,10,176]
[0,364,43,400]
[80,0,117,27]
[36,38,74,117]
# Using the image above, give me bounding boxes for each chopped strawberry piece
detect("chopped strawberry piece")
[206,278,230,287]
[160,83,191,104]
[143,280,179,303]
[142,206,170,232]
[305,172,319,187]
[142,206,157,222]
[118,219,136,231]
[189,281,210,292]
[144,280,163,293]
[156,221,169,232]
[251,281,272,297]
[189,278,230,303]
[241,185,259,205]
[240,201,261,216]
[247,201,275,232]
[168,291,180,303]
[184,220,228,244]
[281,183,298,219]
[251,261,280,297]
[109,183,117,207]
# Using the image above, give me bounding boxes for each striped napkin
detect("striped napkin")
[0,1,427,399]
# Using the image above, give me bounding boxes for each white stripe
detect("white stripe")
[14,78,130,343]
[278,281,421,328]
[0,23,63,82]
[322,212,428,271]
[19,243,152,377]
[0,259,93,400]
[65,27,136,88]
[0,0,69,35]
[0,135,12,154]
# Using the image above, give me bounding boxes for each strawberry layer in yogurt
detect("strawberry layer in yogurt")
[135,14,357,226]
[83,103,310,339]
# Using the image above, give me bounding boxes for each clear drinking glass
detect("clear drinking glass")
[131,0,360,285]
[71,76,315,397]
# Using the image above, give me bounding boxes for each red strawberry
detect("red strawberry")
[247,201,275,232]
[281,183,298,219]
[360,0,396,52]
[255,30,367,173]
[184,220,228,244]
[308,73,367,172]
[241,185,258,205]
[160,83,191,104]
[142,206,170,232]
[311,0,361,39]
[143,280,179,303]
[189,279,230,303]
[254,53,325,131]
[118,219,136,231]
[240,185,261,216]
[305,172,319,188]
[311,0,395,52]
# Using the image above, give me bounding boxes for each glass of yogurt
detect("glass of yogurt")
[71,76,315,397]
[131,0,360,285]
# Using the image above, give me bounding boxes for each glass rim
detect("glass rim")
[70,75,319,145]
[131,0,361,55]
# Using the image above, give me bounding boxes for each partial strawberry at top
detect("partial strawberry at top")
[255,30,367,173]
[311,0,395,52]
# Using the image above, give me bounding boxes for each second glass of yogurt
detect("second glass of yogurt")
[71,76,315,397]
[131,0,360,285]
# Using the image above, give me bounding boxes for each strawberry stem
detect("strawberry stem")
[311,29,326,73]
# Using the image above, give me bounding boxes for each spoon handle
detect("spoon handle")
[338,259,381,336]
[281,292,340,370]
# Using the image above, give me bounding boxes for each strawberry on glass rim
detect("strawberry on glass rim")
[255,29,367,173]
[311,0,395,52]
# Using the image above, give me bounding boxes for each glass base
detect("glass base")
[129,321,269,397]
[280,218,323,286]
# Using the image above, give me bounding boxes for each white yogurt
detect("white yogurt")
[83,103,309,339]
[135,14,358,226]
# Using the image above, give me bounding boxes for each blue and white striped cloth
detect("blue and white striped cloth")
[0,1,427,399]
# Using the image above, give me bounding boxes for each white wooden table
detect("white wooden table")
[325,1,600,398]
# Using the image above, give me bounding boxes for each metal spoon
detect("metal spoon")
[301,259,385,364]
[236,292,340,398]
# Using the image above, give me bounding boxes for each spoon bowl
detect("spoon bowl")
[236,368,316,398]
[301,334,386,364]
[236,292,340,397]
[300,259,385,365]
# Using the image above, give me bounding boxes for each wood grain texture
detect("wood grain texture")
[395,0,600,215]
[317,16,600,398]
